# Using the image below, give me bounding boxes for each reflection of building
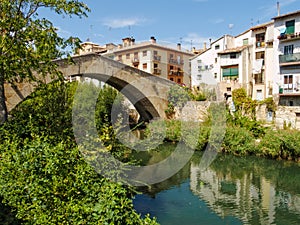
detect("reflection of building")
[189,161,300,224]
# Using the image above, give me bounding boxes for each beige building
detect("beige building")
[76,37,195,86]
[103,37,195,87]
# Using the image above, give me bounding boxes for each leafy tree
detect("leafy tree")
[0,0,90,123]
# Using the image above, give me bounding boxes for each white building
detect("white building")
[191,21,275,101]
[273,10,300,106]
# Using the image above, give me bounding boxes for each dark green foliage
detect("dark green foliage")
[0,81,158,224]
[1,81,77,145]
[258,129,300,160]
[222,125,257,155]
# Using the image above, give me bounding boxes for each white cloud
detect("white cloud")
[213,18,225,24]
[180,33,214,50]
[102,17,147,29]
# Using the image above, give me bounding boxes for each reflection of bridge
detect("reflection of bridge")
[5,53,175,121]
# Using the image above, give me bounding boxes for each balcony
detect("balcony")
[132,58,139,66]
[279,84,299,94]
[279,53,300,65]
[278,32,300,42]
[153,68,161,75]
[256,41,265,48]
[169,58,184,65]
[153,55,161,61]
[169,70,183,76]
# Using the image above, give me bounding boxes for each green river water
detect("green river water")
[132,143,300,225]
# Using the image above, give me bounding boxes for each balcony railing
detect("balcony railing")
[169,70,183,76]
[279,53,300,64]
[169,58,184,65]
[153,55,161,61]
[278,32,300,41]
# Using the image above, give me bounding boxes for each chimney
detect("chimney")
[277,2,280,16]
[177,43,181,51]
[150,36,156,43]
[203,42,207,50]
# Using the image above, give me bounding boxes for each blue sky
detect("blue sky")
[42,0,299,51]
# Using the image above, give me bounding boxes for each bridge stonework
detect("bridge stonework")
[6,53,174,121]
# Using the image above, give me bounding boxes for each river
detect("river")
[132,143,300,225]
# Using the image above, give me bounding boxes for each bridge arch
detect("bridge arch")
[5,54,174,121]
[77,72,161,122]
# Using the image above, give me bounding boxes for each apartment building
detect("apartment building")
[273,10,300,106]
[103,37,195,86]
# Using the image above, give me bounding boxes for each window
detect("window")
[215,45,220,50]
[256,89,263,101]
[243,38,248,45]
[143,50,147,57]
[289,101,294,106]
[177,78,181,83]
[134,52,138,57]
[284,75,293,84]
[215,58,218,63]
[154,50,158,55]
[256,33,265,42]
[286,20,295,34]
[222,66,238,78]
[118,55,122,61]
[230,53,237,59]
[256,51,265,60]
[226,87,231,92]
[143,63,147,70]
[154,63,158,68]
[214,73,217,79]
[254,73,263,84]
[170,78,174,81]
[126,53,130,59]
[284,45,293,55]
[170,54,174,59]
[197,74,202,80]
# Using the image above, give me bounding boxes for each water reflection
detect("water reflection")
[133,147,300,225]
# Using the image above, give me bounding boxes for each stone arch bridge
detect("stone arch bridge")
[5,53,175,121]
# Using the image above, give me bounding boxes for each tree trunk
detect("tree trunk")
[0,69,8,124]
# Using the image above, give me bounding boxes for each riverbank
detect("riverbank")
[147,114,300,163]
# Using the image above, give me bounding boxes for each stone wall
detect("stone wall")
[174,101,211,122]
[274,106,300,129]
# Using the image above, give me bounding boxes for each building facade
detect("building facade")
[190,22,275,101]
[102,37,195,87]
[273,10,300,106]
